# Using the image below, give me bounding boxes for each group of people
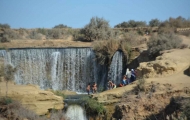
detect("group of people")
[121,68,137,86]
[86,82,97,95]
[86,68,137,94]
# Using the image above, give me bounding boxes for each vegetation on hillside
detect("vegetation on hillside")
[147,33,182,58]
[92,39,131,65]
[114,20,147,28]
[81,17,118,41]
[81,96,106,116]
[4,64,17,97]
[53,24,71,29]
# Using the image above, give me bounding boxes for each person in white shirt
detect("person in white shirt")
[126,68,131,84]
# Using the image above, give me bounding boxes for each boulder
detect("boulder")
[0,81,63,115]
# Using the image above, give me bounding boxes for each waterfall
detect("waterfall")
[0,48,124,92]
[0,50,6,57]
[108,51,123,85]
[1,48,107,92]
[66,105,87,120]
[51,52,61,90]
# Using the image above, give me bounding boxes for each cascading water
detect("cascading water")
[65,105,87,120]
[0,48,124,92]
[108,51,123,85]
[0,50,6,57]
[1,48,107,92]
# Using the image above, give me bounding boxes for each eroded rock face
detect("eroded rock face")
[137,49,190,78]
[137,58,177,78]
[0,82,63,115]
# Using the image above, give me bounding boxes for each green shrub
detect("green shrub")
[0,97,13,105]
[147,33,182,58]
[81,96,106,115]
[51,90,65,98]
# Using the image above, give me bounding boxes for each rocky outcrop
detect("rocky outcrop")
[0,81,64,115]
[137,49,190,78]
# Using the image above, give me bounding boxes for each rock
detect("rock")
[137,49,190,78]
[0,81,63,115]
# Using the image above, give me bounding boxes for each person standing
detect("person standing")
[131,69,136,82]
[122,75,127,86]
[107,80,113,90]
[126,68,131,84]
[86,83,91,95]
[92,82,97,94]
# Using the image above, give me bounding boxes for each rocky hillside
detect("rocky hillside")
[92,35,190,119]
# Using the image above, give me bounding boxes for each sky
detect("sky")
[0,0,190,29]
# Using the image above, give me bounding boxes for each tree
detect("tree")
[149,19,161,27]
[4,64,16,97]
[81,17,113,41]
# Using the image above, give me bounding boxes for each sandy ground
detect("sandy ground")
[0,36,92,48]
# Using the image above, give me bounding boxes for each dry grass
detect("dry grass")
[0,38,92,49]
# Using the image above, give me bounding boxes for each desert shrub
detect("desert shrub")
[0,34,10,42]
[114,20,147,28]
[121,31,145,46]
[67,29,84,41]
[92,39,130,65]
[179,31,190,37]
[147,33,182,58]
[81,96,106,115]
[0,23,10,29]
[4,29,21,39]
[4,64,16,97]
[134,77,146,93]
[45,29,70,39]
[149,19,161,27]
[53,24,70,28]
[0,29,21,42]
[158,16,190,34]
[29,30,44,40]
[81,17,115,41]
[37,28,48,35]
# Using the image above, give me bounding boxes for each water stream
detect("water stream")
[66,105,87,120]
